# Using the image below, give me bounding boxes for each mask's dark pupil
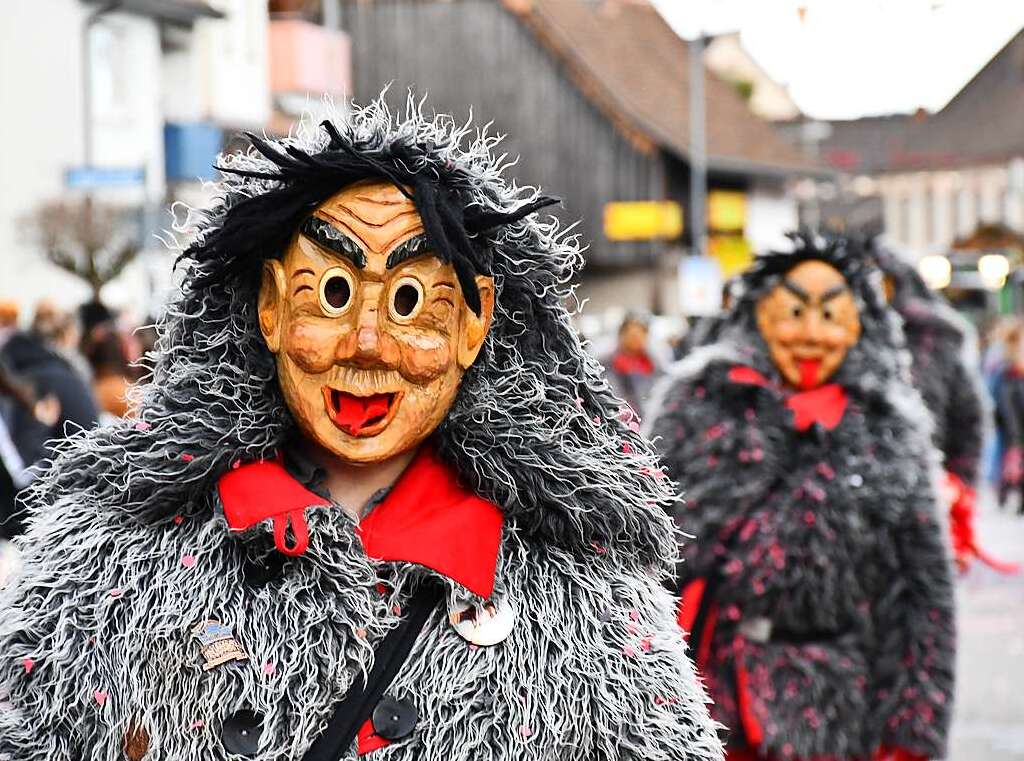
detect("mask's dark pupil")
[324,276,351,309]
[394,283,420,317]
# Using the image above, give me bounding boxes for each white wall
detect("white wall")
[0,1,172,318]
[746,182,799,253]
[163,0,270,129]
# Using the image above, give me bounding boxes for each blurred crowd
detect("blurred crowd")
[0,299,155,544]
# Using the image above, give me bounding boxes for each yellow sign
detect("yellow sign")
[604,201,684,242]
[709,234,753,277]
[708,190,746,233]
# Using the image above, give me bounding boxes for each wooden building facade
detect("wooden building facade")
[336,0,818,316]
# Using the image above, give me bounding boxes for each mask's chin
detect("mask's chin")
[321,386,405,437]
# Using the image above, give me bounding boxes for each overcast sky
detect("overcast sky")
[652,0,1024,120]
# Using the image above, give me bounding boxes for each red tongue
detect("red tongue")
[333,393,392,435]
[798,359,821,390]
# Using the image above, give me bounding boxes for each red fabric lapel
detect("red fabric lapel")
[786,384,848,431]
[357,447,504,599]
[218,460,329,556]
[218,448,504,598]
[728,365,848,431]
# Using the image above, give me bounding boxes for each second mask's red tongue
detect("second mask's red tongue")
[798,359,822,390]
[334,393,392,435]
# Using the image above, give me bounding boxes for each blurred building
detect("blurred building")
[0,0,270,316]
[334,0,821,321]
[802,27,1024,317]
[703,31,802,123]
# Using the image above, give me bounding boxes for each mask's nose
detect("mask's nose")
[336,283,400,370]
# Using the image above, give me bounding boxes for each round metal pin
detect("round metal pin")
[448,595,517,647]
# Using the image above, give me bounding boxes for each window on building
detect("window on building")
[89,21,128,121]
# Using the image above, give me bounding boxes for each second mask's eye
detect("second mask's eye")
[319,267,354,315]
[389,276,424,321]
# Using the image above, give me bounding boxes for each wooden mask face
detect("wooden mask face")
[258,180,495,464]
[754,260,861,390]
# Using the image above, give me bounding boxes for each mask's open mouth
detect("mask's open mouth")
[321,387,403,437]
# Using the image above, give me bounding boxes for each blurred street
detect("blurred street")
[950,492,1024,761]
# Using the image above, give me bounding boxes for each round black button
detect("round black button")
[242,553,285,587]
[222,709,262,756]
[372,696,418,741]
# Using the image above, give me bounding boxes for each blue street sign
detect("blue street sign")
[65,166,146,189]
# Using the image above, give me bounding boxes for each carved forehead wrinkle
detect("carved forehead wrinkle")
[314,181,423,256]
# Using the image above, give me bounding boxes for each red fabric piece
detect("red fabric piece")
[611,351,655,376]
[728,366,771,387]
[946,472,1020,575]
[697,601,719,670]
[678,578,707,633]
[357,718,390,755]
[734,646,765,747]
[728,366,848,431]
[218,459,330,556]
[798,359,822,391]
[785,384,848,432]
[358,446,504,599]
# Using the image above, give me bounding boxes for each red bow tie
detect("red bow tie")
[728,366,848,431]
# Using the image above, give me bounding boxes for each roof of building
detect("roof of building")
[83,0,223,26]
[506,0,821,177]
[821,27,1024,174]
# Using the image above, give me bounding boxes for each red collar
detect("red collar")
[218,446,504,598]
[727,365,848,431]
[611,350,655,375]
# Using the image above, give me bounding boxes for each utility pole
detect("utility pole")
[688,31,708,258]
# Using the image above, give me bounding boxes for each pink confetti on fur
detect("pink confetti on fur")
[180,453,194,462]
[22,658,34,675]
[262,661,276,676]
[93,690,108,707]
[189,720,205,730]
[181,554,197,568]
[134,421,151,431]
[173,515,184,525]
[622,644,637,657]
[519,724,533,738]
[109,588,123,598]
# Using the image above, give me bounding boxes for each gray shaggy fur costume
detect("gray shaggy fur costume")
[871,241,986,488]
[646,237,955,761]
[0,99,722,761]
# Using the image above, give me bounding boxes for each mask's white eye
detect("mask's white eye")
[318,267,354,315]
[388,276,424,322]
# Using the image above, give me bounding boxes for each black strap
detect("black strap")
[303,581,443,761]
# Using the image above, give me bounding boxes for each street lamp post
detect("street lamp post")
[689,30,707,258]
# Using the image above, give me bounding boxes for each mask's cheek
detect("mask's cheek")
[394,331,452,384]
[285,319,350,375]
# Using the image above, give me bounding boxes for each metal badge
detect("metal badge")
[192,620,249,671]
[738,616,773,644]
[448,595,517,647]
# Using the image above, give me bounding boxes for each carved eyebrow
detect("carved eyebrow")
[386,234,430,270]
[821,284,849,303]
[782,279,810,303]
[300,217,366,269]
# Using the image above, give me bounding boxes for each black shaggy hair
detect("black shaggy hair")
[189,122,558,315]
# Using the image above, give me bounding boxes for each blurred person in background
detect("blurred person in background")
[30,299,91,381]
[604,310,663,418]
[982,317,1019,486]
[675,280,738,360]
[647,236,954,761]
[871,241,1015,574]
[0,300,99,539]
[996,321,1024,514]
